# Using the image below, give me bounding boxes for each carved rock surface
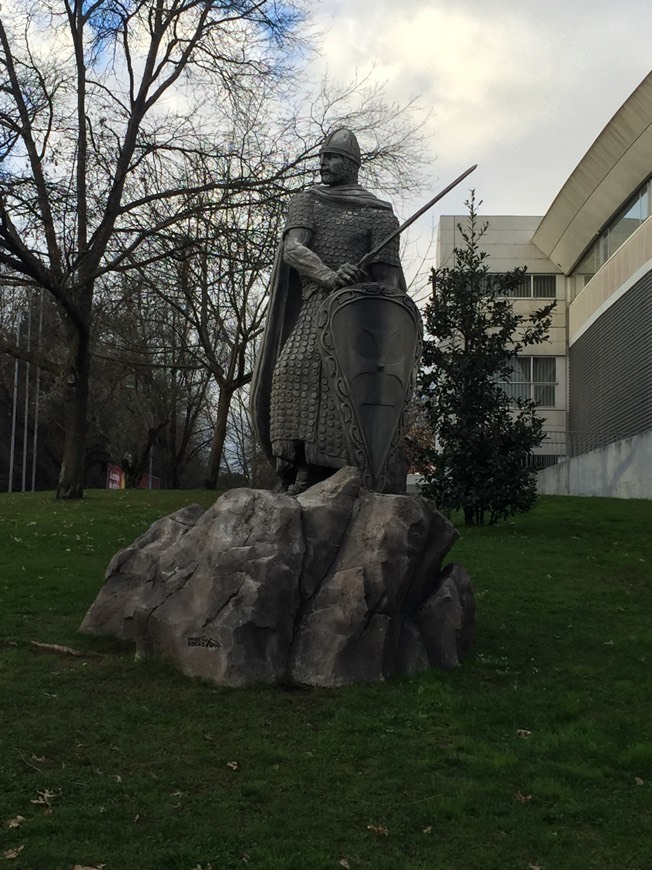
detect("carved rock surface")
[81,467,475,687]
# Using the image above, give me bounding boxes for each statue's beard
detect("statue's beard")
[321,158,359,187]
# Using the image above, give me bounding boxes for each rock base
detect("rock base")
[80,468,475,687]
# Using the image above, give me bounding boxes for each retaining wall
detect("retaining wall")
[537,430,652,499]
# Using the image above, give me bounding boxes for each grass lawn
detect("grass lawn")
[1,488,651,870]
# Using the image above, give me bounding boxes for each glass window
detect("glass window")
[575,246,597,279]
[572,178,652,279]
[498,275,529,298]
[500,356,557,407]
[497,274,557,298]
[608,188,646,255]
[502,357,531,400]
[532,275,556,297]
[533,357,556,406]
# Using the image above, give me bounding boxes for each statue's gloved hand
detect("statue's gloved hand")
[333,262,367,289]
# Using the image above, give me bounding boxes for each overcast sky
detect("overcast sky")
[304,0,652,291]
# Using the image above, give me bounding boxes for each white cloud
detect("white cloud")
[313,4,552,158]
[308,0,651,209]
[300,0,652,287]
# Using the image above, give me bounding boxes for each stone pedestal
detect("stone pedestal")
[80,468,474,687]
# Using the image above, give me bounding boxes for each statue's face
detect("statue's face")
[320,152,349,186]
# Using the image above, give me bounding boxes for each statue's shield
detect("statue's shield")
[318,284,422,491]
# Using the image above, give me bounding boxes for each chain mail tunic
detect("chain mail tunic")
[269,190,401,468]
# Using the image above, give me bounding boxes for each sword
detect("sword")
[356,163,478,270]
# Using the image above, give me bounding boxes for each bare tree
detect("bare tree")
[0,0,304,497]
[1,1,431,499]
[90,278,209,488]
[141,181,282,488]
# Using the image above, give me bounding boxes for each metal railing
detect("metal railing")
[534,428,649,463]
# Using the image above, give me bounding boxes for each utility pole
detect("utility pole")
[21,301,32,492]
[8,314,21,493]
[31,288,44,491]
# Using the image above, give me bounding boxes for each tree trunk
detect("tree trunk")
[167,425,181,489]
[56,322,90,499]
[463,506,475,527]
[123,423,164,488]
[204,387,233,489]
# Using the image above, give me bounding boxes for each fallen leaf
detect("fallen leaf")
[528,864,543,870]
[339,859,350,869]
[634,776,645,786]
[133,814,141,822]
[30,787,60,812]
[226,761,240,770]
[112,774,123,783]
[367,823,389,837]
[2,846,24,859]
[516,729,532,738]
[71,865,106,870]
[170,789,183,798]
[422,825,433,834]
[515,791,532,804]
[4,816,25,829]
[242,854,250,864]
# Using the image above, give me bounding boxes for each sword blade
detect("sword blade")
[357,163,478,270]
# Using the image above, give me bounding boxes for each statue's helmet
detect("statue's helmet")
[319,128,361,167]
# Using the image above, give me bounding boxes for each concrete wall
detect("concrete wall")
[537,429,652,499]
[437,215,554,272]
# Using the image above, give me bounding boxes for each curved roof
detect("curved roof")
[532,72,652,274]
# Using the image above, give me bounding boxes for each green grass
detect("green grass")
[1,489,651,870]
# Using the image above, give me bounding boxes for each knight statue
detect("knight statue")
[251,128,422,495]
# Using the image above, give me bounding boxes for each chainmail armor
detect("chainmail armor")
[269,191,401,468]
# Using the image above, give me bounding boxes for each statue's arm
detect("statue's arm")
[284,228,366,290]
[283,228,337,289]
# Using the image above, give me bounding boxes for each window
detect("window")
[501,356,557,407]
[523,453,562,469]
[574,178,652,279]
[497,273,557,298]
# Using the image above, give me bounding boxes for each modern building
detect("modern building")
[436,72,652,498]
[436,214,568,469]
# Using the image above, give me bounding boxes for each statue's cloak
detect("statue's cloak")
[250,184,398,464]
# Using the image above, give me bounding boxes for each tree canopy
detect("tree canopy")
[415,194,556,526]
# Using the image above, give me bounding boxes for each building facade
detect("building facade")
[436,215,567,468]
[436,72,652,498]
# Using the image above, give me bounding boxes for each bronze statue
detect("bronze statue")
[251,129,422,495]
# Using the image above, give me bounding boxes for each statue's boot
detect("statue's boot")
[274,458,298,492]
[287,464,332,495]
